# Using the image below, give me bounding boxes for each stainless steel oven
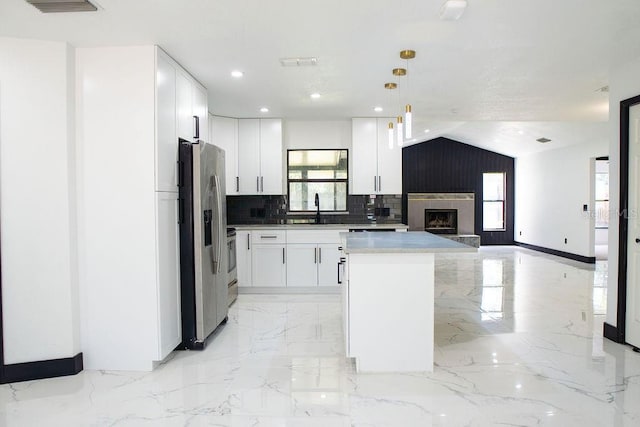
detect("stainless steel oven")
[227,228,238,306]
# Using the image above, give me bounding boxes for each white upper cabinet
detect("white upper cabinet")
[237,118,283,195]
[192,84,208,142]
[351,118,402,195]
[375,118,402,194]
[352,118,378,194]
[177,69,208,143]
[259,119,283,195]
[155,53,178,192]
[210,115,239,195]
[238,119,261,194]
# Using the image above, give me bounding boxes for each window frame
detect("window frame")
[286,149,349,213]
[482,172,506,232]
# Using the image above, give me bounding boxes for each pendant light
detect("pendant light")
[392,68,406,146]
[384,82,397,149]
[400,50,415,139]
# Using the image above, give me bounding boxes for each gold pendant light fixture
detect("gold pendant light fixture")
[400,50,415,139]
[384,82,397,149]
[392,67,406,147]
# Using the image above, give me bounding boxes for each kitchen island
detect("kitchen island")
[340,231,476,373]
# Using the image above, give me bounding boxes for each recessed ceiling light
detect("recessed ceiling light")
[424,129,431,133]
[374,106,383,112]
[440,0,468,21]
[260,107,269,113]
[310,93,321,99]
[518,130,524,135]
[230,70,244,78]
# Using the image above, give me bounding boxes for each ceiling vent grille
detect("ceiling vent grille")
[536,137,552,143]
[25,0,97,13]
[279,57,318,67]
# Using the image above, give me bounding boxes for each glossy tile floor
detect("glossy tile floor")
[2,246,640,426]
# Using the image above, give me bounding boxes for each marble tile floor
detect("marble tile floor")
[2,246,639,426]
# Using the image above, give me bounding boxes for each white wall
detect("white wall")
[515,139,607,258]
[0,38,80,364]
[283,120,351,150]
[606,57,640,327]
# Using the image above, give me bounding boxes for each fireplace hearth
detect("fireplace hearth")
[424,209,458,234]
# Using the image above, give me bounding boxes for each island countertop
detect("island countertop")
[341,231,476,254]
[230,223,408,231]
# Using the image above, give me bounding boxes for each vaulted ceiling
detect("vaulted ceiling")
[2,0,638,156]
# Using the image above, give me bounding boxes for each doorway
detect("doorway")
[594,157,609,260]
[608,94,640,347]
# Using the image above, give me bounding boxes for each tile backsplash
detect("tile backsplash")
[227,194,403,225]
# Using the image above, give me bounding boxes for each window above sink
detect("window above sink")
[287,149,348,212]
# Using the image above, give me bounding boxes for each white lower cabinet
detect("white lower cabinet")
[286,244,319,287]
[237,231,252,287]
[252,244,287,287]
[235,228,347,289]
[155,192,181,359]
[317,244,341,286]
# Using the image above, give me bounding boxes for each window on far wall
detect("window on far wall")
[287,150,348,212]
[483,172,506,231]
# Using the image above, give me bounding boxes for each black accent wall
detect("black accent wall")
[402,137,515,245]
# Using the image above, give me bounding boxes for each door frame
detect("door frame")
[607,94,640,344]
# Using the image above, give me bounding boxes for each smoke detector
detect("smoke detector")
[25,0,98,13]
[536,137,552,143]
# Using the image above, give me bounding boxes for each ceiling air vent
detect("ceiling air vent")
[25,0,97,13]
[279,57,318,67]
[536,137,552,143]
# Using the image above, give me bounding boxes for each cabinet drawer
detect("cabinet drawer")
[251,230,286,244]
[287,229,345,244]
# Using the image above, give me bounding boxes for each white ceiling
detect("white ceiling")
[2,0,638,157]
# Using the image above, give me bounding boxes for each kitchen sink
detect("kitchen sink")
[286,218,319,224]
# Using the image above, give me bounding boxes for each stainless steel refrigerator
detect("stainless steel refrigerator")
[178,139,228,350]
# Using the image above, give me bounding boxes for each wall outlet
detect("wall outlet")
[583,204,588,212]
[519,231,522,236]
[564,238,568,244]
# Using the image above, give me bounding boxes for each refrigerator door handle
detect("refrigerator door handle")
[214,174,224,274]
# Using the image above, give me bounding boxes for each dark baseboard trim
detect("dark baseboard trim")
[514,241,596,264]
[603,322,624,343]
[0,352,83,384]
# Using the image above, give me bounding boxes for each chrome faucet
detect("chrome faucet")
[314,193,320,224]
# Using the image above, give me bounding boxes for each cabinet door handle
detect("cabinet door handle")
[260,235,278,239]
[261,176,264,193]
[282,247,286,264]
[337,261,342,284]
[247,234,250,250]
[193,115,200,139]
[378,176,382,192]
[374,176,377,192]
[314,247,317,264]
[256,176,260,192]
[236,176,239,192]
[176,198,181,224]
[318,247,322,263]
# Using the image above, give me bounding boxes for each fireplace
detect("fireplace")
[424,209,458,234]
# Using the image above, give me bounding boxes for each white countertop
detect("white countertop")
[341,231,476,253]
[230,223,408,230]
